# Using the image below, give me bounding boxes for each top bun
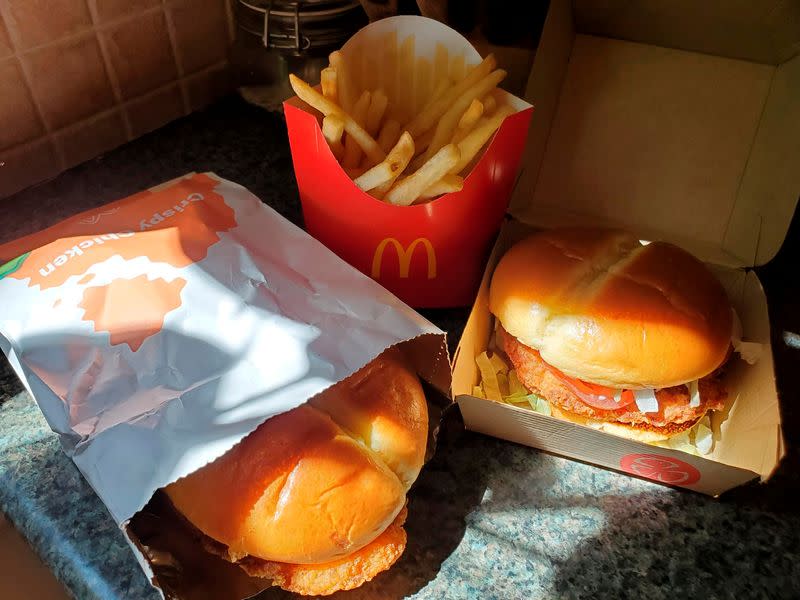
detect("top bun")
[165,347,427,565]
[489,228,732,389]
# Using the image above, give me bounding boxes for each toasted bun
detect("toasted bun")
[237,507,408,596]
[165,348,427,565]
[549,405,702,443]
[489,228,733,389]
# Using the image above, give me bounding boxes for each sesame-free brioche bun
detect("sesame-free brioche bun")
[489,228,733,389]
[165,347,427,567]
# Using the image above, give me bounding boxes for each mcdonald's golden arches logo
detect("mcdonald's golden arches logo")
[371,238,437,279]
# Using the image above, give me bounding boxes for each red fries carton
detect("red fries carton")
[284,16,532,308]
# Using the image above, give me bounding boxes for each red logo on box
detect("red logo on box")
[619,453,701,485]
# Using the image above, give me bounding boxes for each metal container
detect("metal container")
[232,0,367,108]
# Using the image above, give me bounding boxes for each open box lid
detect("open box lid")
[510,0,800,268]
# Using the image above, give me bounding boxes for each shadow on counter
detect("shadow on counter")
[548,482,800,598]
[250,406,488,600]
[4,316,484,600]
[549,202,800,599]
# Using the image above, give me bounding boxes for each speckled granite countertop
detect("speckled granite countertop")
[1,97,799,599]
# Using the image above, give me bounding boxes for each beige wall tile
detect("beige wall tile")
[0,59,44,150]
[93,0,160,23]
[0,138,59,198]
[25,33,116,130]
[126,84,185,137]
[0,16,13,58]
[55,109,127,169]
[5,0,92,50]
[185,63,231,111]
[101,10,177,99]
[168,0,229,75]
[0,0,235,199]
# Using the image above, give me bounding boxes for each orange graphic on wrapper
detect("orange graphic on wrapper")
[1,174,236,289]
[371,238,437,280]
[0,174,237,353]
[78,276,187,352]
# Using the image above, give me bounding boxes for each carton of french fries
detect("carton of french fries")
[283,16,532,308]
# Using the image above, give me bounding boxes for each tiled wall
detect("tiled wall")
[0,0,236,198]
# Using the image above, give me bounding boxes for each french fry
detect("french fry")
[406,54,496,138]
[342,90,372,167]
[451,106,515,174]
[328,51,354,112]
[371,132,416,199]
[433,43,449,88]
[288,74,384,165]
[482,93,497,115]
[366,89,389,137]
[383,31,399,118]
[344,166,366,179]
[320,67,338,104]
[422,69,506,162]
[418,174,464,200]
[397,35,416,123]
[412,128,435,158]
[353,132,414,192]
[322,115,345,160]
[377,119,402,154]
[384,144,460,206]
[407,152,426,174]
[452,99,484,144]
[458,99,484,130]
[414,57,432,115]
[362,56,377,95]
[449,54,466,82]
[417,79,448,123]
[371,179,394,200]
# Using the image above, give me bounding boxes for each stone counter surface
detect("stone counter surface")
[1,98,799,599]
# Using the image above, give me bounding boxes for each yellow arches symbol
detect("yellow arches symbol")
[371,238,436,279]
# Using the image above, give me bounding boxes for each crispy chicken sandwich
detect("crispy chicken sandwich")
[164,348,427,596]
[489,228,733,442]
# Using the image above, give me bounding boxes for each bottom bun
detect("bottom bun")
[549,405,704,443]
[202,507,408,596]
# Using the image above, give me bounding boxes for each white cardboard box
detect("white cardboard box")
[453,0,799,496]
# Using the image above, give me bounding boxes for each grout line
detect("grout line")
[0,4,66,168]
[53,104,125,138]
[125,79,183,107]
[5,5,165,59]
[0,134,50,160]
[86,0,135,142]
[181,59,229,82]
[7,63,230,160]
[1,63,230,170]
[162,1,191,114]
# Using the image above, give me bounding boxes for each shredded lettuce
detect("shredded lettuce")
[476,352,502,401]
[652,416,714,456]
[527,394,551,416]
[474,349,715,456]
[508,370,527,396]
[693,417,714,455]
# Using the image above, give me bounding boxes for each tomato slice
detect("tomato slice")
[539,353,637,410]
